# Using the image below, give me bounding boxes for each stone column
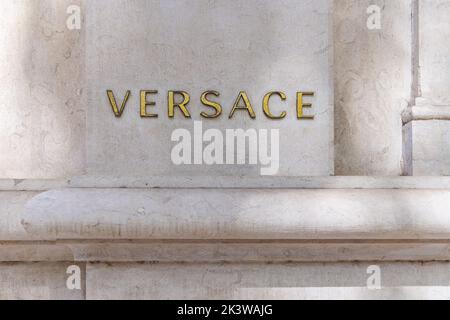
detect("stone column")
[334,0,412,175]
[403,0,450,175]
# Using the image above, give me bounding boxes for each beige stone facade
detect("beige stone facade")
[1,0,450,300]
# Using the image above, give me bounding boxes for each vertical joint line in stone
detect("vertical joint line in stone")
[402,0,420,176]
[411,0,421,102]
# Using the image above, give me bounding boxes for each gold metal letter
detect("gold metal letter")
[262,91,287,119]
[107,90,130,117]
[140,90,158,118]
[200,91,222,118]
[297,92,314,120]
[168,91,191,118]
[229,91,256,119]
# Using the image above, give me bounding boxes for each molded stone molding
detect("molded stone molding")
[20,187,450,241]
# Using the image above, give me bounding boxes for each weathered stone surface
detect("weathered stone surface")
[0,191,39,240]
[0,262,84,300]
[2,0,450,301]
[68,175,450,189]
[85,0,333,177]
[0,0,85,179]
[21,188,450,240]
[405,1,450,175]
[0,244,74,262]
[3,242,450,263]
[54,242,450,263]
[0,179,68,191]
[86,262,450,300]
[419,0,450,105]
[334,0,412,175]
[410,120,450,175]
[7,176,450,191]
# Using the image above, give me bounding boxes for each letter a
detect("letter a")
[229,91,256,119]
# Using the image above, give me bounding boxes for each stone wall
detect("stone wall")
[0,0,85,179]
[3,0,444,178]
[404,0,450,175]
[1,0,450,300]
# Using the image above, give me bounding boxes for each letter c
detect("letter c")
[262,92,287,119]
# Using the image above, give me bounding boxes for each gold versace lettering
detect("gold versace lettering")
[140,90,158,118]
[107,90,131,117]
[106,90,316,120]
[229,91,256,119]
[200,91,222,119]
[296,92,314,120]
[168,91,191,118]
[262,91,287,119]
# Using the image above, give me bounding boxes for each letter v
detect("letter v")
[107,90,131,117]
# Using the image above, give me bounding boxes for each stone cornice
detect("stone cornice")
[19,187,450,241]
[2,179,450,262]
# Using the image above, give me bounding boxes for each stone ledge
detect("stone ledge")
[67,175,450,189]
[20,187,450,241]
[2,241,450,262]
[0,179,68,191]
[86,262,450,300]
[402,105,450,124]
[6,176,450,190]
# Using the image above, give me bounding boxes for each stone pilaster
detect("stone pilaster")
[403,0,450,175]
[334,0,412,175]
